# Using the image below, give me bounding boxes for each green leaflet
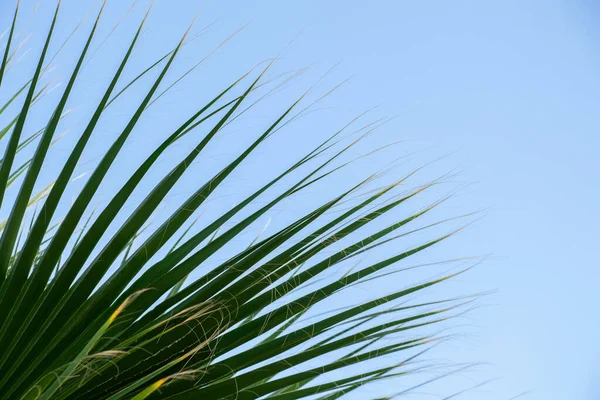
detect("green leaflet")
[0,0,19,87]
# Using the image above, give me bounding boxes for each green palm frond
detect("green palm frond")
[0,1,478,399]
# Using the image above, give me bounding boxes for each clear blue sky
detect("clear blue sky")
[1,1,598,399]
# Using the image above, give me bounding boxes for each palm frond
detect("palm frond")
[0,1,477,399]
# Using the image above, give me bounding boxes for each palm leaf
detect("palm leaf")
[0,1,477,399]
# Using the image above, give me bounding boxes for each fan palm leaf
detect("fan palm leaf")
[0,1,476,399]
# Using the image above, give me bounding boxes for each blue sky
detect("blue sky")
[1,1,599,399]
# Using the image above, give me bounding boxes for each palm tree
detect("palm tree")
[0,1,476,399]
